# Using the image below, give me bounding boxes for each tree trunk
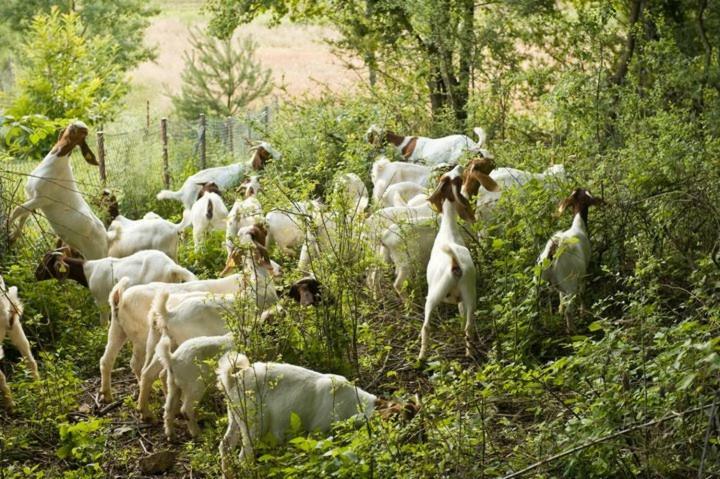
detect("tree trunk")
[610,0,644,86]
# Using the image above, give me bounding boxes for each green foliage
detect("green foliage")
[0,0,157,71]
[7,9,128,123]
[0,114,65,159]
[57,418,107,469]
[172,29,273,120]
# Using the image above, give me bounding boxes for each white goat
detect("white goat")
[371,156,432,204]
[419,165,494,360]
[366,124,490,166]
[379,181,426,208]
[465,162,566,218]
[157,333,235,439]
[1,276,39,408]
[156,142,280,210]
[333,173,368,214]
[538,188,603,331]
[107,213,186,260]
[9,121,108,259]
[100,274,243,402]
[217,353,376,473]
[381,221,438,295]
[35,249,196,325]
[265,200,322,256]
[190,183,229,251]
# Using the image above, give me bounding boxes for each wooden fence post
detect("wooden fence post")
[226,116,234,159]
[146,100,150,131]
[199,113,206,169]
[97,130,107,185]
[161,117,169,189]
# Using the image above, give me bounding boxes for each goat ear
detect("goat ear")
[79,137,97,165]
[428,177,451,213]
[557,196,573,214]
[452,178,475,222]
[477,173,499,192]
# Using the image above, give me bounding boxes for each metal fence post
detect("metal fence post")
[226,116,234,159]
[161,117,170,189]
[200,113,207,169]
[97,130,107,185]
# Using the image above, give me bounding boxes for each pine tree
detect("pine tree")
[172,29,273,119]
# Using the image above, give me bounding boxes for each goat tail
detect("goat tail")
[156,331,173,372]
[157,189,182,202]
[206,198,214,220]
[150,291,170,333]
[109,277,130,325]
[472,127,487,146]
[7,286,23,328]
[217,351,250,394]
[176,209,192,232]
[441,244,463,278]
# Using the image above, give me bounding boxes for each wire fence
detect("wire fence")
[0,102,278,260]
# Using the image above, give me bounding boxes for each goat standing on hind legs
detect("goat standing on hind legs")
[537,188,604,333]
[419,164,498,361]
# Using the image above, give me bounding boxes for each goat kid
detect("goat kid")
[107,213,186,260]
[9,121,108,259]
[0,275,39,409]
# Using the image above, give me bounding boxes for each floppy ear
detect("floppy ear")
[557,195,574,214]
[477,173,499,192]
[428,177,452,213]
[79,138,97,165]
[220,251,238,277]
[288,284,300,302]
[451,177,475,222]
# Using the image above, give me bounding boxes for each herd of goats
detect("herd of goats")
[0,120,602,474]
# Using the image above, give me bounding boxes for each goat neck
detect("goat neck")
[63,257,89,287]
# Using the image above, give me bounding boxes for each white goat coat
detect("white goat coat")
[157,333,235,438]
[156,163,247,210]
[265,200,322,255]
[100,274,243,402]
[538,212,591,297]
[190,192,229,250]
[379,181,426,208]
[334,173,369,213]
[9,149,107,259]
[107,214,184,260]
[218,353,376,466]
[371,157,431,204]
[1,276,39,406]
[402,128,488,166]
[419,166,477,360]
[80,250,197,325]
[474,165,566,215]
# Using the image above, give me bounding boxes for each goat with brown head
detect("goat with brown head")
[249,142,281,171]
[221,224,272,277]
[51,121,97,165]
[558,188,604,228]
[35,250,88,287]
[288,277,322,306]
[461,156,500,199]
[428,168,476,223]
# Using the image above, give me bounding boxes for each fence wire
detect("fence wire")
[0,105,276,260]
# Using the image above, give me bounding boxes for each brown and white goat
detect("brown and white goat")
[9,121,108,259]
